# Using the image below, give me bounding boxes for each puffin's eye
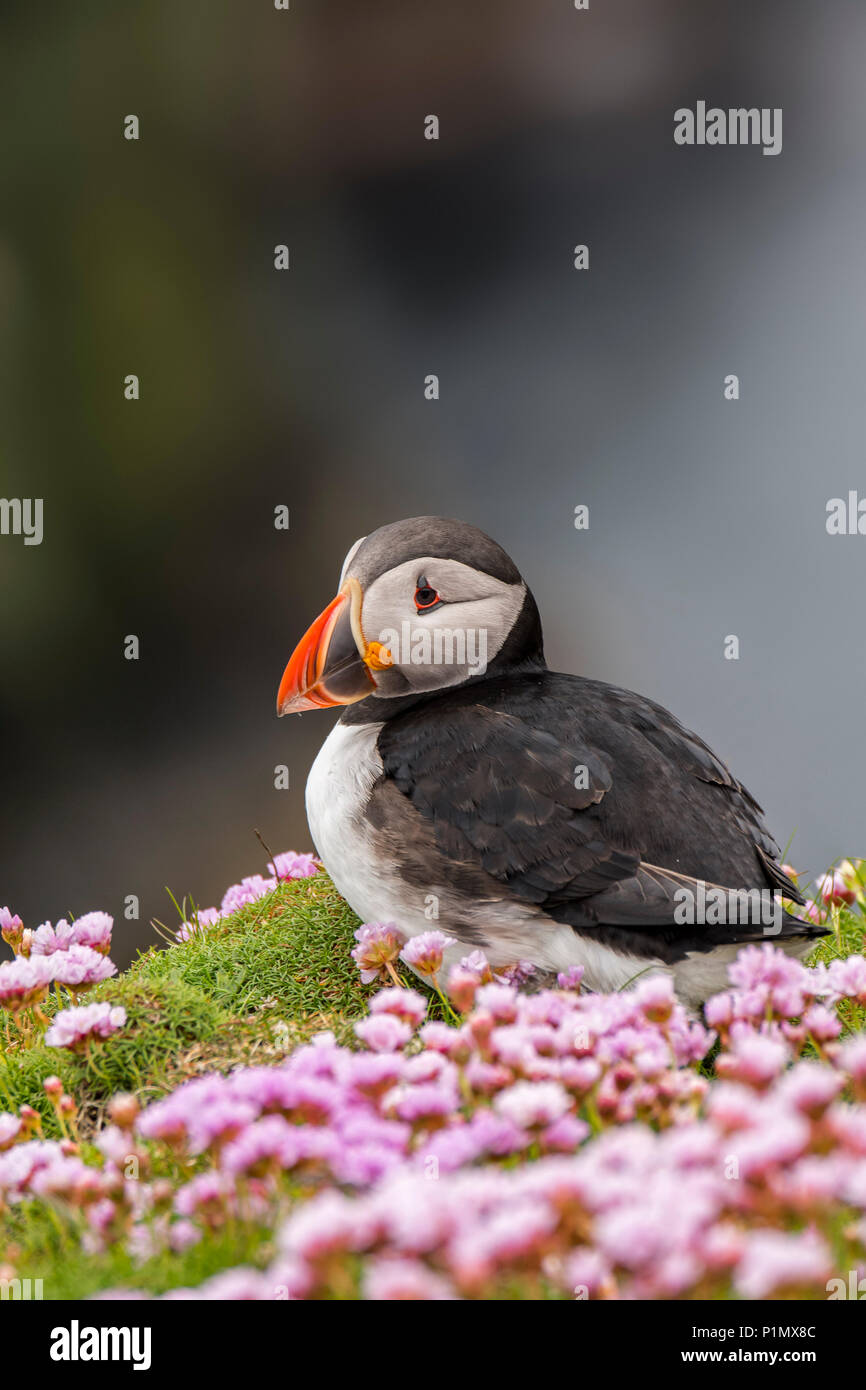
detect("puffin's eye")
[414,577,442,612]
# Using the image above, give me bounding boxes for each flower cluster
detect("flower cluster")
[0,925,865,1298]
[45,1003,127,1053]
[1,854,864,1300]
[0,904,120,1057]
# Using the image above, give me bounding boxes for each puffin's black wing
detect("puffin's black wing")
[376,680,818,949]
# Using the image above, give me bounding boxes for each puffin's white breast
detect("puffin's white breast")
[305,719,393,926]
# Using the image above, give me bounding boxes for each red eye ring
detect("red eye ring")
[414,578,442,612]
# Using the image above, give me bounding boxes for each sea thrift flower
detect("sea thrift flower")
[176,907,223,942]
[0,955,55,1012]
[363,1257,456,1301]
[716,1033,790,1088]
[827,954,866,1004]
[50,945,117,992]
[369,988,427,1027]
[354,1014,413,1053]
[400,931,457,979]
[446,964,482,1013]
[816,868,856,907]
[634,975,675,1023]
[494,1081,571,1129]
[267,851,319,881]
[32,912,114,957]
[107,1093,140,1130]
[499,960,537,987]
[351,923,404,984]
[45,1003,127,1052]
[460,950,494,982]
[556,965,585,992]
[220,875,278,916]
[735,1230,832,1299]
[0,1113,22,1150]
[0,907,25,954]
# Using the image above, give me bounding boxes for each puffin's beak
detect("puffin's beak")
[276,578,389,715]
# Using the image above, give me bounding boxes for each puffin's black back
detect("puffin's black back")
[372,668,817,962]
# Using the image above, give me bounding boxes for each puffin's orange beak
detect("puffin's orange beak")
[276,578,387,715]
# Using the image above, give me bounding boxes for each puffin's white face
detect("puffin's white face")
[355,554,526,695]
[277,533,527,713]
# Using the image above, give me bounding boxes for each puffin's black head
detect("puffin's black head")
[277,516,545,714]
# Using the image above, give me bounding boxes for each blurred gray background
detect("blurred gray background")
[1,0,864,966]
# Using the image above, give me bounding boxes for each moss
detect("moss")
[131,873,369,1017]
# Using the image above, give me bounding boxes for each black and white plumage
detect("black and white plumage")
[277,516,825,1006]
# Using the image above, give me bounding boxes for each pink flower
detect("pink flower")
[267,851,319,881]
[354,1014,413,1053]
[802,1004,842,1042]
[220,875,278,916]
[716,1033,790,1088]
[493,1081,571,1129]
[400,931,457,979]
[0,907,25,954]
[176,907,223,942]
[446,964,482,1013]
[778,1062,844,1117]
[45,1003,127,1052]
[498,960,536,987]
[735,1230,832,1298]
[0,955,55,1012]
[815,869,856,907]
[50,945,117,991]
[634,975,675,1023]
[362,1257,456,1301]
[556,965,585,992]
[475,983,519,1023]
[827,954,866,1003]
[704,992,734,1029]
[0,1113,22,1151]
[728,943,809,993]
[369,988,427,1027]
[351,923,404,984]
[460,950,494,982]
[32,913,114,957]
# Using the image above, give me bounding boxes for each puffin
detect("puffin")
[276,517,825,1006]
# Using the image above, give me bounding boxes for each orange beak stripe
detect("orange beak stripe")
[276,579,380,715]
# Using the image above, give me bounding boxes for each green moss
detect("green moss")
[131,872,368,1018]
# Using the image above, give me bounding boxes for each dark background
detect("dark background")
[2,0,864,967]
